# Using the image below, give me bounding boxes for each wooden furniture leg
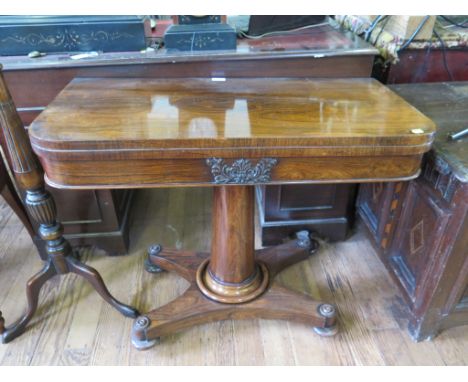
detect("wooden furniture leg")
[1,161,33,237]
[132,185,337,349]
[1,159,46,259]
[0,67,139,343]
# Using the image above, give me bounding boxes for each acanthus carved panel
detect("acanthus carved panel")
[206,158,278,184]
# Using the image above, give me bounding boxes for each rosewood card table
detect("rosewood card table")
[0,70,435,347]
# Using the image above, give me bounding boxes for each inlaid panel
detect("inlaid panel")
[356,182,407,250]
[389,181,451,300]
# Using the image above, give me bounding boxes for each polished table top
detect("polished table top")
[29,78,436,189]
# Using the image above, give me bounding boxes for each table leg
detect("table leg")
[0,68,139,343]
[132,185,337,349]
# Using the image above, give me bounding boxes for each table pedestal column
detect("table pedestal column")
[198,186,269,304]
[132,185,337,350]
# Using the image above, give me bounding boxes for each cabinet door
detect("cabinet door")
[257,184,356,245]
[262,184,355,221]
[388,181,452,303]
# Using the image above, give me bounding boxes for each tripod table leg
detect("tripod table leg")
[1,259,56,343]
[66,256,139,318]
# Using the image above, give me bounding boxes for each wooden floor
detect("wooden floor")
[0,188,467,365]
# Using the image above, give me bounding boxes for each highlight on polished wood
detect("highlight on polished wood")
[28,77,436,189]
[25,75,436,349]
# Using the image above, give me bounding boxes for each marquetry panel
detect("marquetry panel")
[356,182,407,251]
[389,181,451,302]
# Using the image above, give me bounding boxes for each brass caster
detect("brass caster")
[145,244,165,273]
[131,315,160,350]
[144,257,164,274]
[313,303,338,336]
[132,336,160,350]
[295,230,320,255]
[313,324,338,337]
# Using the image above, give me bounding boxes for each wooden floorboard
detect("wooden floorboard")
[0,188,466,365]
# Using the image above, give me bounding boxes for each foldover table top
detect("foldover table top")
[0,73,437,345]
[29,77,436,189]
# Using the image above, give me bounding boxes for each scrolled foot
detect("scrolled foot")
[132,335,160,350]
[145,245,165,273]
[1,260,56,343]
[131,315,160,350]
[313,324,338,337]
[144,258,164,274]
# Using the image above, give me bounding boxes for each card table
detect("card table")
[0,69,435,347]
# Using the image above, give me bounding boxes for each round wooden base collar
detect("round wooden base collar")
[196,259,270,304]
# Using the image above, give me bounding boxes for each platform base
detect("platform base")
[131,239,338,349]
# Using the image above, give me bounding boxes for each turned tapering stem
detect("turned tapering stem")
[0,65,139,343]
[209,185,256,284]
[0,65,70,273]
[196,185,267,304]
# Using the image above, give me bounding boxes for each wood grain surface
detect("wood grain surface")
[28,78,435,188]
[210,186,255,283]
[0,187,466,365]
[30,78,434,151]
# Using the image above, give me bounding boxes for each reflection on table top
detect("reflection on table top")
[29,77,435,154]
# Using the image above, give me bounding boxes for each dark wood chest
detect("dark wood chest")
[357,82,468,340]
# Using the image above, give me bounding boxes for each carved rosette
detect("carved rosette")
[206,158,278,184]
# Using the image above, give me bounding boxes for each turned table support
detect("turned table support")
[198,186,269,304]
[0,66,139,343]
[133,184,338,349]
[25,76,434,350]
